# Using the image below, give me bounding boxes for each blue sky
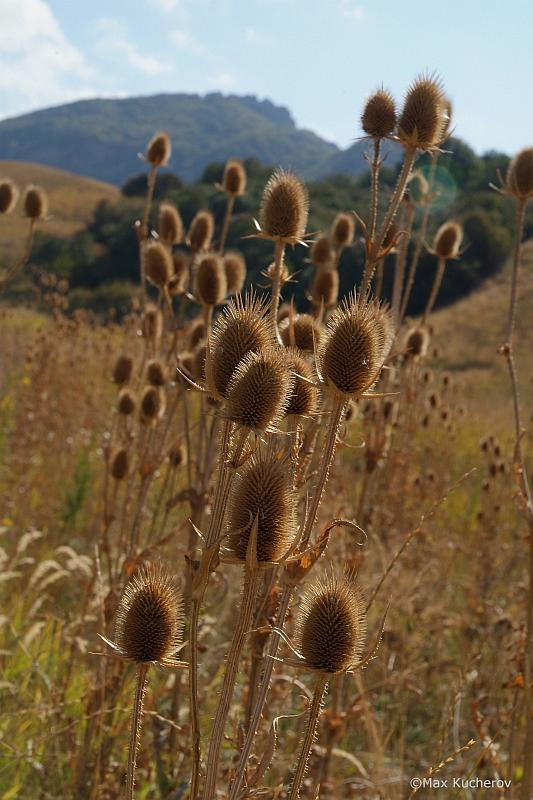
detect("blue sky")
[1,0,531,155]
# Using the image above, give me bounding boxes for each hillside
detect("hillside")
[0,161,119,261]
[0,94,342,186]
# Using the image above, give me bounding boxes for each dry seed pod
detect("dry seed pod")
[505,147,533,201]
[296,574,367,674]
[206,293,272,399]
[280,313,322,352]
[284,349,319,417]
[146,131,171,167]
[361,88,397,139]
[168,441,186,468]
[195,253,227,306]
[259,169,309,244]
[405,327,430,359]
[188,210,214,253]
[0,178,19,214]
[331,212,355,249]
[172,250,189,281]
[142,304,163,343]
[227,455,296,563]
[398,75,447,151]
[146,359,167,386]
[310,235,333,268]
[158,203,183,245]
[111,448,129,481]
[223,251,246,295]
[114,562,183,663]
[145,241,172,288]
[113,354,133,385]
[319,297,393,398]
[433,221,463,259]
[222,158,246,196]
[225,348,293,431]
[23,185,48,219]
[140,386,165,424]
[117,388,136,415]
[310,268,339,309]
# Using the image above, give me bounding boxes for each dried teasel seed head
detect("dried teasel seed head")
[187,316,206,349]
[145,241,173,288]
[146,359,167,386]
[168,441,186,468]
[223,251,246,295]
[310,235,333,268]
[113,354,133,385]
[433,221,463,259]
[310,268,339,309]
[23,185,48,219]
[222,158,247,196]
[284,349,319,417]
[398,75,447,152]
[280,313,322,352]
[172,250,189,281]
[225,348,294,431]
[114,562,183,663]
[405,327,430,359]
[0,178,19,214]
[117,388,136,415]
[259,169,309,243]
[188,210,214,253]
[140,386,166,424]
[142,304,163,343]
[505,147,533,202]
[206,293,272,399]
[296,574,367,674]
[227,455,297,564]
[111,448,129,481]
[158,202,183,245]
[195,253,227,306]
[318,297,393,398]
[361,88,397,139]
[146,131,171,167]
[331,212,355,249]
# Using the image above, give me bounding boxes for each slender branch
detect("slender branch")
[138,165,158,302]
[391,201,415,327]
[369,138,382,242]
[126,664,149,800]
[218,194,235,255]
[0,218,36,293]
[270,239,286,343]
[288,674,328,800]
[422,256,446,324]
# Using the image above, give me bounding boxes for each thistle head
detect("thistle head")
[146,359,167,386]
[111,448,129,481]
[258,169,309,244]
[195,253,227,307]
[142,304,163,344]
[398,75,448,152]
[283,349,319,417]
[23,185,48,219]
[223,252,246,295]
[146,131,171,167]
[113,354,133,385]
[405,327,430,359]
[140,386,166,424]
[310,235,333,268]
[433,221,463,259]
[168,441,186,468]
[310,268,339,310]
[188,210,214,253]
[145,241,172,288]
[158,203,183,245]
[331,212,355,249]
[280,313,322,352]
[222,158,247,196]
[361,88,397,139]
[0,178,19,214]
[117,388,136,415]
[225,348,293,431]
[505,147,533,202]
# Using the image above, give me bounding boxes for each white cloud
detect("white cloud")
[245,27,258,42]
[338,1,364,20]
[0,0,96,117]
[209,72,236,91]
[96,18,168,76]
[149,0,183,12]
[169,30,205,54]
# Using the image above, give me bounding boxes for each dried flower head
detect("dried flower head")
[188,210,214,253]
[310,235,333,268]
[23,185,48,219]
[284,349,319,417]
[295,574,367,674]
[113,562,183,664]
[361,88,397,139]
[310,268,339,309]
[405,327,430,359]
[142,304,163,343]
[222,158,247,196]
[145,241,172,288]
[505,147,533,202]
[223,252,246,295]
[258,169,309,244]
[195,253,227,306]
[113,354,133,385]
[146,359,167,386]
[227,455,297,564]
[398,75,447,152]
[280,313,322,352]
[0,178,19,214]
[117,388,136,415]
[140,386,165,424]
[146,131,171,167]
[433,221,463,259]
[172,250,189,281]
[168,441,186,468]
[318,297,393,398]
[331,212,355,249]
[158,203,183,245]
[225,348,293,431]
[111,448,129,481]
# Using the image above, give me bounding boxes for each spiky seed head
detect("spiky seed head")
[146,131,171,167]
[398,75,447,151]
[227,455,297,563]
[145,241,172,288]
[117,388,136,415]
[158,203,183,245]
[192,341,207,380]
[319,297,393,398]
[142,304,163,343]
[310,235,333,267]
[361,88,397,138]
[225,348,293,431]
[187,317,206,349]
[223,158,247,196]
[140,386,165,424]
[296,574,367,674]
[172,250,189,281]
[280,313,322,352]
[331,212,355,249]
[146,359,167,386]
[0,179,19,214]
[311,268,339,309]
[259,169,309,243]
[206,293,272,399]
[223,252,246,295]
[114,562,183,663]
[113,354,133,385]
[195,253,227,306]
[111,448,129,481]
[284,349,319,417]
[188,210,214,253]
[506,148,533,201]
[433,221,463,259]
[168,441,186,468]
[405,327,430,358]
[23,185,48,219]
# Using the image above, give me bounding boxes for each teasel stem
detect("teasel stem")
[374,261,384,299]
[204,569,261,800]
[126,663,149,800]
[139,165,157,302]
[422,256,446,324]
[369,138,382,242]
[270,239,286,343]
[218,194,235,254]
[391,201,415,327]
[317,673,344,792]
[0,218,36,293]
[288,674,328,800]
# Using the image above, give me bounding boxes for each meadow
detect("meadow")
[1,75,533,800]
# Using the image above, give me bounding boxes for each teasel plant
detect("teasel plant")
[0,180,48,292]
[421,220,464,323]
[137,132,171,300]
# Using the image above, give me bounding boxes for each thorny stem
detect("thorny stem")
[369,138,382,242]
[218,194,235,254]
[270,239,286,343]
[422,256,446,324]
[126,664,149,800]
[203,570,261,800]
[391,201,415,327]
[0,218,36,293]
[138,165,157,302]
[288,674,329,800]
